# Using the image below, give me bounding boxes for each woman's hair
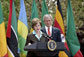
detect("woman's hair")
[32,18,42,29]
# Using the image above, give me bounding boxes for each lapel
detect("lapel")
[51,27,54,38]
[32,34,39,41]
[40,34,45,41]
[32,34,44,41]
[43,27,47,35]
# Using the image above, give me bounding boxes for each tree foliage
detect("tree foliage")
[1,0,84,31]
[1,0,84,55]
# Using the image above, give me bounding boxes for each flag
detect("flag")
[18,0,28,57]
[30,0,39,33]
[54,0,69,57]
[66,0,83,57]
[6,0,19,57]
[41,0,48,27]
[0,1,8,57]
[54,0,65,42]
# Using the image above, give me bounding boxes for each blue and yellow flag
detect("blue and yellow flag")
[18,0,28,57]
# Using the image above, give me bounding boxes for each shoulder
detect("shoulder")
[41,27,45,30]
[52,27,60,31]
[41,27,45,31]
[27,33,34,37]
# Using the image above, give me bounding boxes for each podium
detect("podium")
[24,42,66,57]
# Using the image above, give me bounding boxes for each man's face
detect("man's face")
[44,17,52,27]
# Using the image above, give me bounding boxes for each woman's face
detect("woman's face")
[34,23,41,32]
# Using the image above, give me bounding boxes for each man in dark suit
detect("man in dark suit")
[41,14,61,42]
[41,14,61,57]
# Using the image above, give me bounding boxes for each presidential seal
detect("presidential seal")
[47,40,57,51]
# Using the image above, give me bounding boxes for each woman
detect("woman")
[25,18,48,57]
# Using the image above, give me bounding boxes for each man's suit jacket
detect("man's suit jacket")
[41,27,61,42]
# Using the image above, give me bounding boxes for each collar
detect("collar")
[45,26,52,36]
[45,26,52,29]
[33,30,43,35]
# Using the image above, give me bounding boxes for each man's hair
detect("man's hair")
[43,14,53,21]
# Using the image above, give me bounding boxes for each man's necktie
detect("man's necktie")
[48,27,51,36]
